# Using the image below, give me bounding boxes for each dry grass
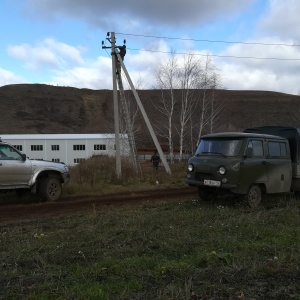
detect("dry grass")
[65,155,187,197]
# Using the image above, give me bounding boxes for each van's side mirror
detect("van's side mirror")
[244,147,253,158]
[21,153,27,161]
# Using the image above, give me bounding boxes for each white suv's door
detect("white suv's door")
[0,144,32,186]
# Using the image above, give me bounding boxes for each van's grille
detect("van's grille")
[195,172,215,181]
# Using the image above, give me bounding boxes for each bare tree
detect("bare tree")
[190,56,223,141]
[152,53,225,158]
[208,75,225,133]
[176,53,201,161]
[153,53,179,163]
[122,76,145,150]
[196,56,213,141]
[181,55,225,155]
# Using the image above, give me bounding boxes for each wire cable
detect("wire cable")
[104,48,112,58]
[116,32,300,48]
[126,47,300,61]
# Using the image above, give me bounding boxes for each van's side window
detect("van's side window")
[268,142,287,157]
[248,140,264,157]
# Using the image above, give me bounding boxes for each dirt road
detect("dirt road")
[0,187,198,225]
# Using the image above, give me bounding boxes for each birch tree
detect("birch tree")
[196,56,213,142]
[152,53,225,158]
[184,55,225,154]
[207,75,225,133]
[153,53,179,163]
[176,53,201,161]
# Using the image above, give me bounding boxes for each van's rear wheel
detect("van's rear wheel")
[198,187,218,201]
[39,177,62,201]
[245,185,261,208]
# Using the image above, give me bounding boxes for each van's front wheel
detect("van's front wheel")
[245,185,261,208]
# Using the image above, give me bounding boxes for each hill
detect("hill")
[1,84,300,147]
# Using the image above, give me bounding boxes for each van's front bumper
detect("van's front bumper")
[186,179,237,190]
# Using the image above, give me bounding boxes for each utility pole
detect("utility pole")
[115,40,141,174]
[102,32,121,177]
[102,32,171,175]
[103,33,140,175]
[115,60,141,174]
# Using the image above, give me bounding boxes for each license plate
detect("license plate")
[204,179,221,187]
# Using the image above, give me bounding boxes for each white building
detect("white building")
[0,134,129,166]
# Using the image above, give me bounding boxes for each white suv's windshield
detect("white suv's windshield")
[0,144,23,160]
[195,138,243,157]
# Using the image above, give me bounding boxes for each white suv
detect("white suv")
[0,139,70,201]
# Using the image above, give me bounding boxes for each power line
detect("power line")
[126,47,300,61]
[104,49,111,58]
[116,32,300,48]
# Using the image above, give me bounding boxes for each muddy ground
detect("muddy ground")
[0,187,198,225]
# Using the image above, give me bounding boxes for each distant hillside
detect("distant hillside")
[1,84,300,148]
[0,84,111,134]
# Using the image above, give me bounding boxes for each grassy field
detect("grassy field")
[1,159,300,299]
[1,196,300,299]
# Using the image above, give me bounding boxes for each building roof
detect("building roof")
[0,134,125,140]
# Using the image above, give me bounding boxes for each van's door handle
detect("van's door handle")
[0,162,2,166]
[261,161,267,165]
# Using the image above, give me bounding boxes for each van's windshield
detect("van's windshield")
[195,138,243,157]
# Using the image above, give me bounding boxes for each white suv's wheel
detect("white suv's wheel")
[39,177,62,201]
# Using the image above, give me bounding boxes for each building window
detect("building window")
[73,145,85,151]
[94,144,106,150]
[31,145,43,151]
[13,145,23,151]
[52,145,60,151]
[52,158,60,162]
[74,158,85,164]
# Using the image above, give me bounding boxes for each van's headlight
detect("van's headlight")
[188,164,194,172]
[218,166,226,175]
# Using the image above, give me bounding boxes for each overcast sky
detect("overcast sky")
[1,0,300,94]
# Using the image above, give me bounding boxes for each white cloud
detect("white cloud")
[8,43,59,70]
[51,39,172,89]
[214,29,300,94]
[258,0,300,41]
[51,56,112,89]
[7,39,85,71]
[44,38,85,65]
[0,68,26,86]
[219,63,276,90]
[220,62,300,94]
